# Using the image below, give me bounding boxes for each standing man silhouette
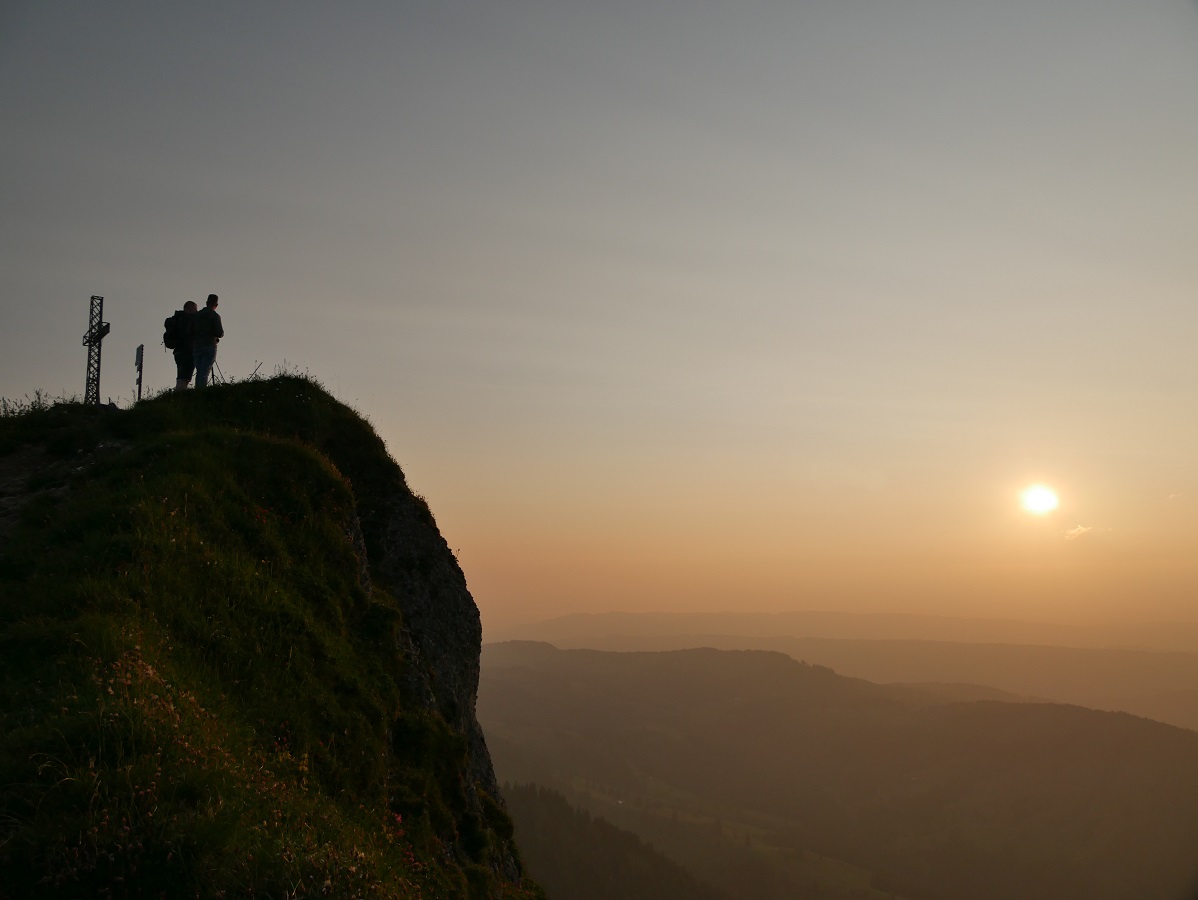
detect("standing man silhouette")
[169,300,198,391]
[192,293,224,389]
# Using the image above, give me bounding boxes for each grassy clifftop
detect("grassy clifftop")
[0,376,541,899]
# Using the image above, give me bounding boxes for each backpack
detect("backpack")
[163,311,184,350]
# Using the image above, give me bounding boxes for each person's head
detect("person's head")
[183,301,198,313]
[206,294,219,309]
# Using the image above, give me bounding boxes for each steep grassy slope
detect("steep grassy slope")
[0,377,541,899]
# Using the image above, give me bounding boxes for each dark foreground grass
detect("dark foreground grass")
[0,377,541,899]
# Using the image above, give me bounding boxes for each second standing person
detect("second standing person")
[192,293,224,389]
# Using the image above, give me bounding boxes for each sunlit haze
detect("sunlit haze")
[3,2,1197,635]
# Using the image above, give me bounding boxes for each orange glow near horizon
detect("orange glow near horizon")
[5,2,1198,639]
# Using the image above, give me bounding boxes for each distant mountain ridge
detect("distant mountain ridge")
[506,609,1198,652]
[515,629,1198,731]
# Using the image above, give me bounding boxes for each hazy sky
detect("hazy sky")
[3,2,1197,632]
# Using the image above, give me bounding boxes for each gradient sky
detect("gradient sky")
[3,2,1197,633]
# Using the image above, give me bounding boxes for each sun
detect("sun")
[1021,484,1059,515]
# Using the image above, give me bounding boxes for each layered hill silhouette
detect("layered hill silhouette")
[0,377,541,899]
[517,611,1198,731]
[508,609,1198,652]
[480,641,1198,900]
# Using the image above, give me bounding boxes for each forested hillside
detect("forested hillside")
[502,783,730,900]
[480,641,1198,900]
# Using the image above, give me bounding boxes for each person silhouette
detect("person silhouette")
[192,294,224,389]
[168,300,198,391]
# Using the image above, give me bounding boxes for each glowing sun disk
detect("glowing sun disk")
[1021,484,1059,515]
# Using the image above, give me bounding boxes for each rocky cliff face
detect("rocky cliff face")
[373,489,505,805]
[0,376,539,899]
[353,422,522,883]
